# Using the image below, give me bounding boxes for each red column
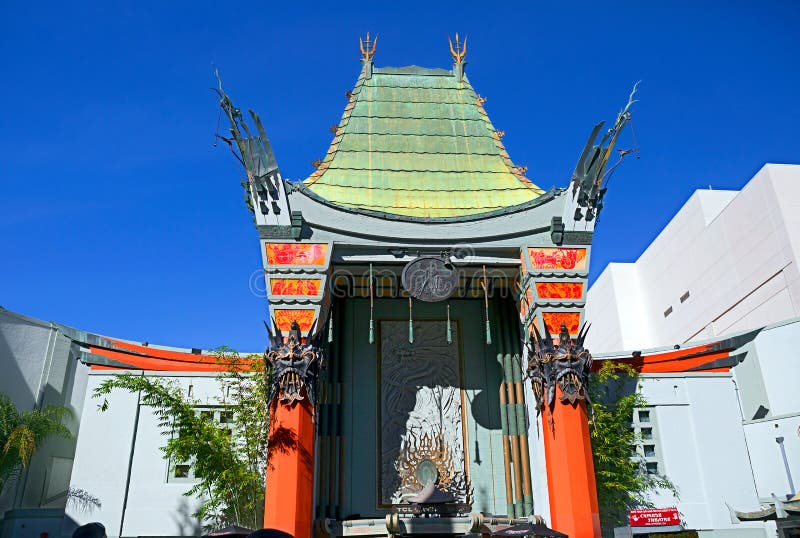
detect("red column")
[543,390,601,538]
[264,398,315,538]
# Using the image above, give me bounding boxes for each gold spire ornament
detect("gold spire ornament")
[359,33,378,62]
[448,33,467,64]
[449,33,468,82]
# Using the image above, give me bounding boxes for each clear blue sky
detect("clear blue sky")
[1,1,798,351]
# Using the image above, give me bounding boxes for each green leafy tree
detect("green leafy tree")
[589,361,678,534]
[0,393,73,497]
[93,347,271,530]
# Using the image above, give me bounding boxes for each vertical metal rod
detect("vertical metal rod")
[329,298,342,517]
[499,377,514,518]
[495,298,515,518]
[325,375,334,517]
[408,297,414,343]
[508,300,534,515]
[501,303,524,517]
[327,377,336,516]
[483,266,492,345]
[317,400,329,516]
[369,264,375,344]
[335,299,346,520]
[777,437,796,496]
[446,303,452,345]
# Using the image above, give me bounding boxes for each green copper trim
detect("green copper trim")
[291,182,558,224]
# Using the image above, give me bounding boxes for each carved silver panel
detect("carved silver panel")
[380,320,466,505]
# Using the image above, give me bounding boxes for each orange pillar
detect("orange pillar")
[543,389,601,538]
[264,398,315,538]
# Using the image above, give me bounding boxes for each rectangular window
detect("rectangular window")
[168,406,235,482]
[632,409,663,477]
[663,306,673,318]
[680,291,690,303]
[174,464,191,478]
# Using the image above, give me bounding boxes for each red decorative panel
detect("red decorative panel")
[528,248,587,270]
[266,243,328,266]
[270,279,322,296]
[273,309,316,332]
[535,282,584,299]
[542,312,581,335]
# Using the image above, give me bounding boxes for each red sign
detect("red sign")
[630,508,681,527]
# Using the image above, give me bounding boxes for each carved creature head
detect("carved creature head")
[553,322,592,403]
[264,318,325,407]
[525,321,592,411]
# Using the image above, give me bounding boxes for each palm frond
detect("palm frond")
[4,425,36,467]
[0,393,73,497]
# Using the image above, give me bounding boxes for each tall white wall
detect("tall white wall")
[583,263,652,352]
[743,415,800,502]
[586,164,800,353]
[635,373,765,532]
[0,309,90,517]
[732,321,800,503]
[67,373,225,538]
[746,321,800,417]
[592,318,800,536]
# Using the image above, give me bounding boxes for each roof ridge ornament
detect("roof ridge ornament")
[448,33,467,82]
[359,33,378,78]
[212,65,284,220]
[568,81,640,223]
[359,32,378,61]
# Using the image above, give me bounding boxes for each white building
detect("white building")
[0,308,237,538]
[587,164,800,538]
[586,163,800,353]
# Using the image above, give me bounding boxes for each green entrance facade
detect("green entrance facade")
[217,34,635,538]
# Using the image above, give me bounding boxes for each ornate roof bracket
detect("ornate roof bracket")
[213,68,292,228]
[563,81,640,229]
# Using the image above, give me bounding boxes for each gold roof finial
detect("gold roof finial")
[448,33,467,64]
[359,32,378,62]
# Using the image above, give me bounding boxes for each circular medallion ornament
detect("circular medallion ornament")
[401,256,458,302]
[416,459,439,487]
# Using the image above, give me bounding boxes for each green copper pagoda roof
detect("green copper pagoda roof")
[302,64,544,219]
